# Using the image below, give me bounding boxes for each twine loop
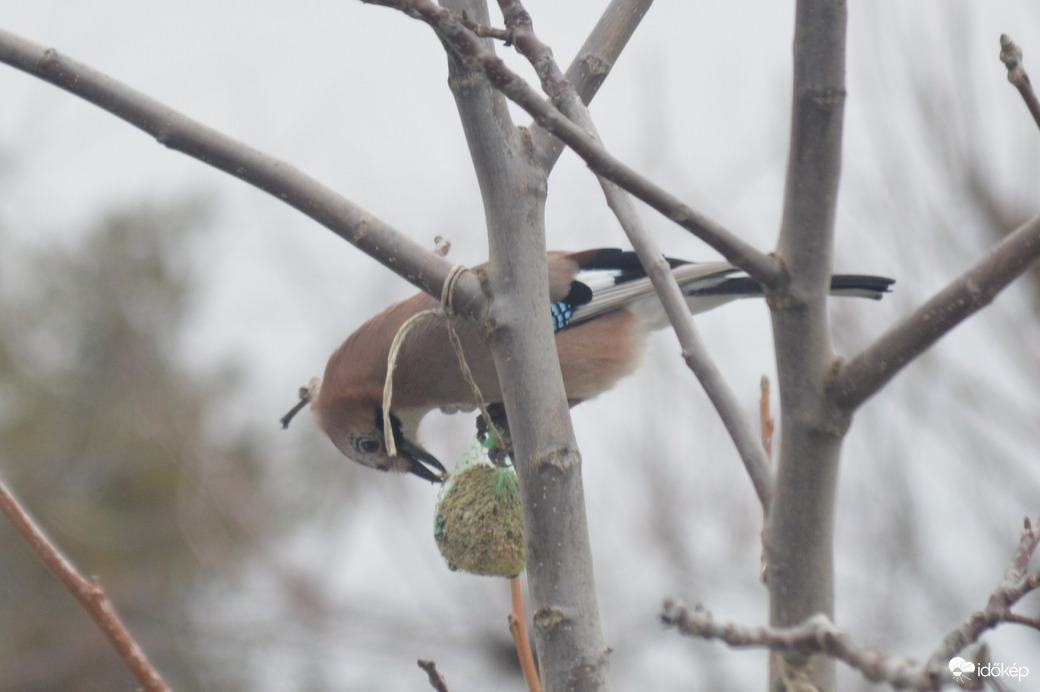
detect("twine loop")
[382,265,502,461]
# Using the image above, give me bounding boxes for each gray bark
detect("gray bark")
[441,1,610,688]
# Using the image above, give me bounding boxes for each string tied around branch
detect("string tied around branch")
[382,264,503,461]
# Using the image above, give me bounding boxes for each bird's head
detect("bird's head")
[314,391,446,483]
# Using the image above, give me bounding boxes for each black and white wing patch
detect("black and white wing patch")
[549,249,733,331]
[546,248,893,332]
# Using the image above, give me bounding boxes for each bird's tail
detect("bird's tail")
[632,267,894,331]
[562,249,893,332]
[680,272,894,302]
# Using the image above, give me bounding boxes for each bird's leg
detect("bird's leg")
[475,400,588,465]
[477,403,513,465]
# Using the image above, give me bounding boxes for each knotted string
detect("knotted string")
[382,265,503,460]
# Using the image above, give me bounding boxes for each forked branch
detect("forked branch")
[832,212,1040,411]
[663,516,1040,690]
[833,36,1040,411]
[498,0,774,511]
[362,0,782,286]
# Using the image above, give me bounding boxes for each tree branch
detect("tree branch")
[765,2,849,690]
[926,516,1040,668]
[437,1,609,688]
[662,602,951,690]
[362,0,781,287]
[456,14,511,42]
[0,473,170,692]
[0,27,485,317]
[499,0,774,511]
[509,576,541,692]
[1000,34,1040,132]
[834,36,1040,411]
[663,516,1040,691]
[529,0,655,171]
[417,659,451,692]
[831,212,1040,410]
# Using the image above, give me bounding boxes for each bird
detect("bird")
[295,248,893,482]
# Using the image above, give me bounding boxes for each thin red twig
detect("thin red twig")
[509,575,540,692]
[0,474,170,692]
[759,376,774,461]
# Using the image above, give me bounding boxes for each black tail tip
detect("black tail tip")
[830,275,895,299]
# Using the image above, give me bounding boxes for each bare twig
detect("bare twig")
[279,384,312,429]
[758,376,773,582]
[434,235,452,257]
[509,576,541,692]
[833,37,1040,412]
[926,516,1040,666]
[661,601,948,689]
[0,474,170,692]
[457,14,511,42]
[999,34,1040,131]
[676,313,775,511]
[417,659,451,692]
[498,0,774,511]
[0,28,486,317]
[362,0,782,287]
[1004,613,1040,631]
[759,376,774,460]
[832,213,1040,411]
[663,516,1040,690]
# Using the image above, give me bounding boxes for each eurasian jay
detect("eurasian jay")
[303,248,893,482]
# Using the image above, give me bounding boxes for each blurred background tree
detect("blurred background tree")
[0,201,269,690]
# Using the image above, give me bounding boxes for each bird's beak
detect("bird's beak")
[395,437,447,483]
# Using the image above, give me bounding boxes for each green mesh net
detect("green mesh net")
[433,437,525,578]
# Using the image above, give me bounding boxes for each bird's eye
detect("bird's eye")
[354,437,381,456]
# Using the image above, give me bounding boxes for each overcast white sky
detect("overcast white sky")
[2,2,1039,689]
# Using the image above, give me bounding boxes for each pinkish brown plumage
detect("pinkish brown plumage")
[305,248,892,481]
